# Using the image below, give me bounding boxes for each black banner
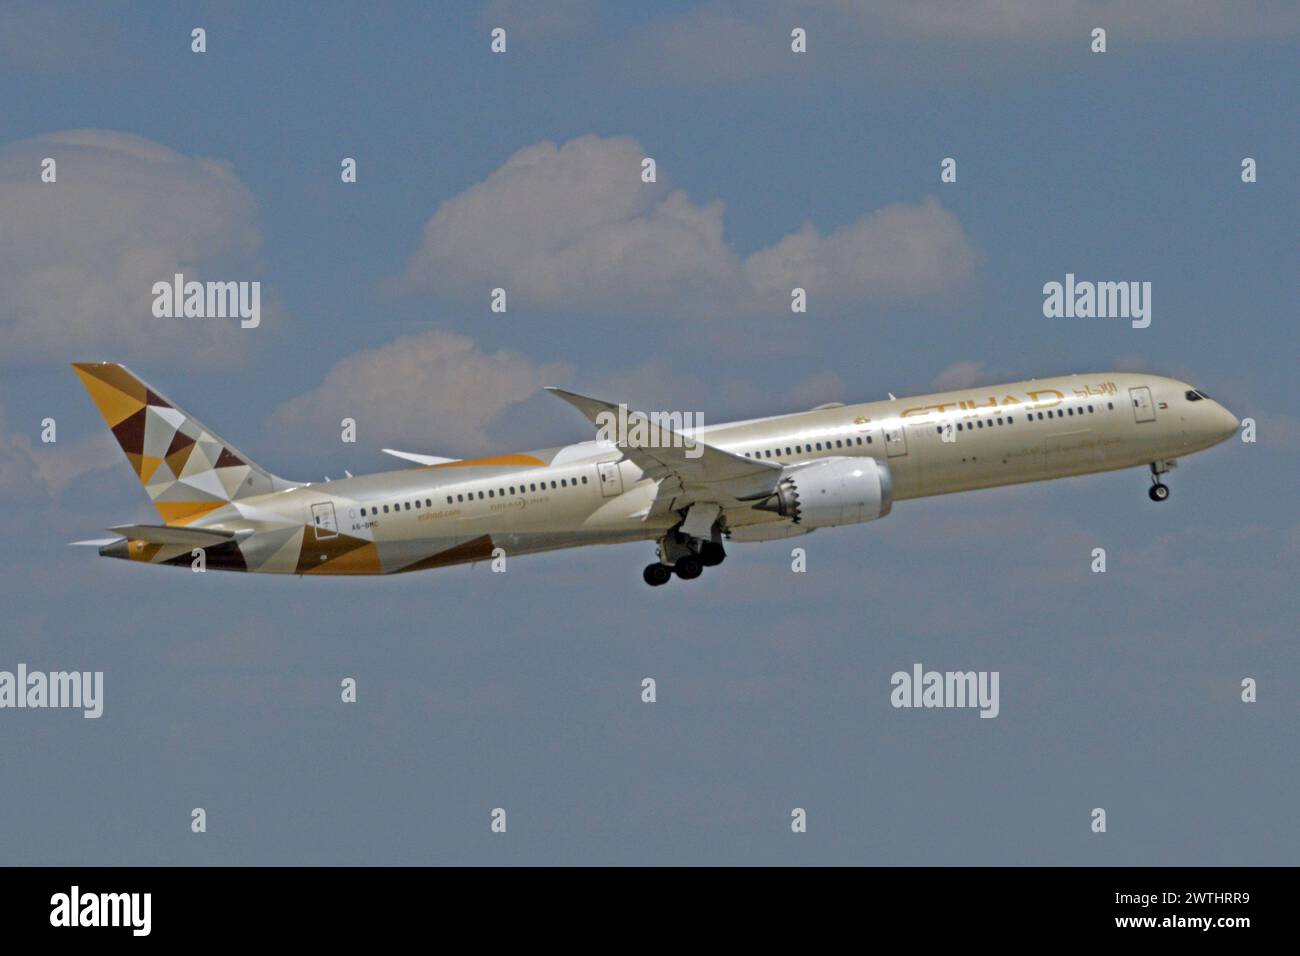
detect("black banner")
[0,866,1285,941]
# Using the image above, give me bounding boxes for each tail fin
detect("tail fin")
[72,362,294,524]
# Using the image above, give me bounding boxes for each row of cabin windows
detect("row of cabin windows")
[932,401,1114,434]
[743,435,873,460]
[358,474,590,517]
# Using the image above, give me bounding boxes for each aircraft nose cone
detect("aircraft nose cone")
[1214,403,1239,441]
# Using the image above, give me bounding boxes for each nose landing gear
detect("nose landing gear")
[1148,460,1175,502]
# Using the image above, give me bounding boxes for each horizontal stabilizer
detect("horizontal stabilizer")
[107,524,239,547]
[69,538,121,547]
[382,448,460,466]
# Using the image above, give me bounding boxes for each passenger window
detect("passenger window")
[1008,416,1014,423]
[382,505,389,513]
[561,479,567,488]
[414,499,421,509]
[581,475,588,484]
[550,481,557,489]
[360,508,367,516]
[1108,402,1114,410]
[446,496,452,504]
[488,489,494,498]
[867,436,873,444]
[997,417,1004,425]
[457,494,463,502]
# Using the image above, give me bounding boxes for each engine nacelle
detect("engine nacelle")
[754,457,892,528]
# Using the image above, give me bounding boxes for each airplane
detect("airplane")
[70,362,1238,585]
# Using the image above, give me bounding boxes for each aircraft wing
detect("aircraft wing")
[382,449,460,466]
[545,388,780,506]
[106,525,241,547]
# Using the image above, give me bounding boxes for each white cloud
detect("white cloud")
[269,328,569,456]
[0,403,117,500]
[0,130,280,366]
[743,198,976,302]
[396,134,975,315]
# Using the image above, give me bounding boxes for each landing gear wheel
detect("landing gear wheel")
[643,563,672,587]
[673,555,703,580]
[1148,483,1170,502]
[698,542,726,567]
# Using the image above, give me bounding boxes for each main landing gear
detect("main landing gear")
[1148,460,1175,502]
[642,533,725,586]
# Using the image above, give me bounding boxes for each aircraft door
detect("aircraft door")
[311,502,339,540]
[1130,386,1156,423]
[883,422,909,458]
[597,460,624,497]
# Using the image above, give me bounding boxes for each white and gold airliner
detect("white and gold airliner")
[72,363,1237,585]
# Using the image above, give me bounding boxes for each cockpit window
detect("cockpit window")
[1185,390,1204,401]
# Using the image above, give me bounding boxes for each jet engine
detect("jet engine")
[754,457,892,528]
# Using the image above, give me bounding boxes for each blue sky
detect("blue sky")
[0,1,1296,864]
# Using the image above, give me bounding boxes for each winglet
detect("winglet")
[543,387,619,426]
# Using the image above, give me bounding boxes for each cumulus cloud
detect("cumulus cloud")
[743,198,976,302]
[0,130,281,366]
[269,328,569,456]
[0,404,117,501]
[396,134,974,315]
